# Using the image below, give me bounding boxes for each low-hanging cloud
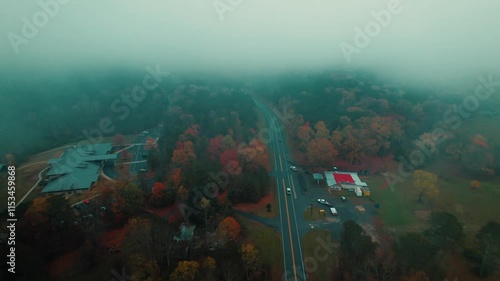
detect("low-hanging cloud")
[1,0,499,81]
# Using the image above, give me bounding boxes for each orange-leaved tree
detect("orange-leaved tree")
[470,180,480,189]
[216,216,240,244]
[306,138,338,166]
[172,141,196,166]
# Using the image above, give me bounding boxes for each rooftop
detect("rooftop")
[43,143,117,193]
[42,162,100,193]
[174,224,196,242]
[324,171,368,187]
[313,173,324,180]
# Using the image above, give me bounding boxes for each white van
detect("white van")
[330,207,338,216]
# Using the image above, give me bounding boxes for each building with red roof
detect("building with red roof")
[324,170,370,196]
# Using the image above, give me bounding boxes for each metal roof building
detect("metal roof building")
[324,170,370,196]
[42,143,117,194]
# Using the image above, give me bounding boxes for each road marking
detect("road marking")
[283,178,298,281]
[286,171,307,281]
[276,178,288,275]
[290,174,297,199]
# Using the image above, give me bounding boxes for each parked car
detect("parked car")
[139,168,147,173]
[330,207,338,216]
[341,196,347,202]
[286,187,292,195]
[290,166,298,172]
[317,198,331,206]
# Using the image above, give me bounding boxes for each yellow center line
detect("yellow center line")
[283,178,298,281]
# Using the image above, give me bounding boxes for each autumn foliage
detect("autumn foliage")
[170,260,199,281]
[169,168,183,187]
[208,135,223,160]
[219,148,241,175]
[144,136,157,150]
[238,138,269,172]
[412,170,439,202]
[151,182,166,204]
[306,138,337,166]
[172,141,196,166]
[24,197,49,226]
[216,216,241,243]
[470,180,480,189]
[240,243,264,280]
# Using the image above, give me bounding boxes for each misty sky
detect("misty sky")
[1,0,500,81]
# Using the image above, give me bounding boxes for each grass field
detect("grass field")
[367,169,500,237]
[0,162,47,211]
[244,179,279,218]
[367,176,419,227]
[434,177,500,236]
[252,105,279,218]
[239,217,284,277]
[302,229,337,281]
[0,135,138,211]
[303,206,327,221]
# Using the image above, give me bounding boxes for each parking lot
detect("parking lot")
[295,170,378,241]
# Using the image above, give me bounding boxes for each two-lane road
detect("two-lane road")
[254,98,307,281]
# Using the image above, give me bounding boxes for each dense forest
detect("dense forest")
[262,71,500,178]
[1,69,499,281]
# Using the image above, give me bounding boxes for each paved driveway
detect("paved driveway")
[294,170,378,240]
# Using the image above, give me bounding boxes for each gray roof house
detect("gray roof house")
[174,224,196,242]
[42,143,117,194]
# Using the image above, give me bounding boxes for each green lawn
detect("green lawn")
[366,171,500,237]
[302,229,337,281]
[239,217,283,271]
[366,176,418,227]
[434,178,500,234]
[0,162,47,212]
[252,107,279,219]
[303,206,327,221]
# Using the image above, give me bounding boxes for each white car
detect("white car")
[330,207,338,216]
[290,166,298,172]
[286,187,292,195]
[317,199,331,206]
